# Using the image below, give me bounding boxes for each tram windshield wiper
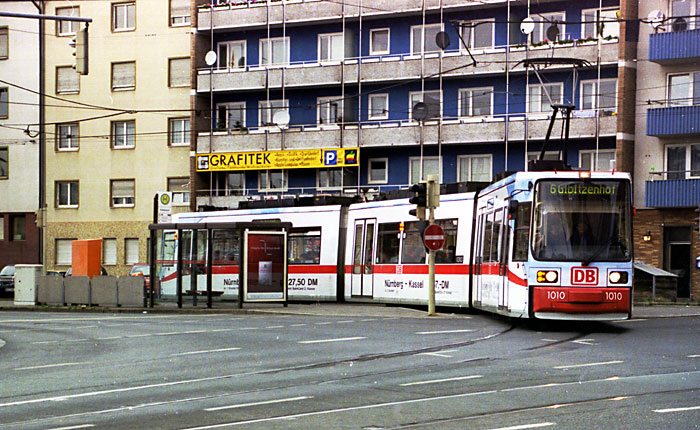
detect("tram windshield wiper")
[582,235,626,266]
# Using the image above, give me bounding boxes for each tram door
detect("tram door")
[351,219,376,297]
[497,208,510,310]
[473,212,486,305]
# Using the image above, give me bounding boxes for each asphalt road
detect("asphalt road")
[0,311,698,430]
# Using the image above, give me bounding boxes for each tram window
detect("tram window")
[402,221,426,264]
[435,219,458,263]
[513,202,531,261]
[377,223,400,264]
[482,212,494,262]
[491,211,502,262]
[161,231,176,265]
[288,229,321,265]
[212,229,239,264]
[352,224,363,274]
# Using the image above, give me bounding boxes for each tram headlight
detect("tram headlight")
[608,271,628,284]
[537,270,559,283]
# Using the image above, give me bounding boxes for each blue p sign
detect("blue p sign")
[324,150,338,165]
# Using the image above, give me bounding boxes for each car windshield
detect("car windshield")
[0,266,15,276]
[531,179,632,262]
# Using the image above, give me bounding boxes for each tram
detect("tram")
[157,169,633,320]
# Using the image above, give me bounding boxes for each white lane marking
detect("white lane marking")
[553,360,623,369]
[571,339,597,345]
[94,336,122,340]
[654,405,700,413]
[416,329,475,335]
[688,354,700,358]
[65,339,89,343]
[171,348,240,357]
[418,349,458,358]
[315,322,333,325]
[400,375,482,386]
[290,323,308,327]
[31,340,59,345]
[336,320,354,324]
[73,326,98,330]
[205,396,312,412]
[48,425,95,430]
[614,318,647,323]
[264,326,284,329]
[15,362,92,371]
[239,327,259,330]
[486,424,555,430]
[298,336,366,344]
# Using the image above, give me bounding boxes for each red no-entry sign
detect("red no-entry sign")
[423,224,445,251]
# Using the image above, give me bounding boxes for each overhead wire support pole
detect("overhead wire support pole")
[0,11,92,23]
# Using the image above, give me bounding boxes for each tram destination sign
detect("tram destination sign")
[196,148,359,172]
[423,224,445,251]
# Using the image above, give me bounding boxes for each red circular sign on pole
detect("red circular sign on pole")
[423,224,445,251]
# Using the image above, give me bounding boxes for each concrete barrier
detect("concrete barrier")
[118,276,144,307]
[91,276,118,306]
[37,275,64,305]
[64,276,91,305]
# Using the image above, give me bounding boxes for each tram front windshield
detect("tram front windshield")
[531,179,631,262]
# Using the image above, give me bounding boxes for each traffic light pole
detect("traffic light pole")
[427,175,438,316]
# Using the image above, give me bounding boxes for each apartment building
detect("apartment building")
[635,0,700,300]
[0,1,41,268]
[44,0,191,275]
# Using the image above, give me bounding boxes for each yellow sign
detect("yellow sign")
[196,148,359,172]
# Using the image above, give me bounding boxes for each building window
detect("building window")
[527,151,561,163]
[125,238,139,264]
[411,23,443,55]
[458,87,493,116]
[260,37,289,66]
[213,172,245,196]
[670,0,700,30]
[0,27,8,59]
[258,99,288,126]
[409,156,441,184]
[317,168,353,190]
[581,79,617,111]
[530,12,565,43]
[667,72,700,106]
[217,102,245,130]
[57,123,79,151]
[56,181,79,208]
[10,215,25,241]
[56,239,74,265]
[528,83,563,113]
[666,144,700,180]
[458,155,492,182]
[460,19,494,50]
[112,61,135,91]
[368,158,388,184]
[0,217,4,240]
[259,170,287,192]
[168,177,190,205]
[0,147,8,179]
[370,28,390,55]
[579,149,616,171]
[169,118,190,146]
[112,120,135,149]
[168,57,190,88]
[111,179,135,207]
[0,87,8,118]
[170,0,190,26]
[368,94,389,120]
[103,238,117,265]
[217,40,245,70]
[409,90,441,120]
[319,33,344,62]
[582,8,619,39]
[317,97,343,124]
[56,66,79,94]
[56,7,79,36]
[113,2,136,32]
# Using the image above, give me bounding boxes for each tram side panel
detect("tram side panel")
[343,195,475,307]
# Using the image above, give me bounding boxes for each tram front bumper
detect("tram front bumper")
[532,286,631,318]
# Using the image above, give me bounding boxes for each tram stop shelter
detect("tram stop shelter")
[148,221,292,309]
[633,260,678,301]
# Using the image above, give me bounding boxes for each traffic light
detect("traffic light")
[70,26,88,75]
[426,176,440,209]
[408,182,427,220]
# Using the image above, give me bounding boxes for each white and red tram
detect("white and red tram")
[159,170,633,320]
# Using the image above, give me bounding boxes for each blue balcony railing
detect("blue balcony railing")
[647,105,700,136]
[649,28,700,63]
[645,174,700,208]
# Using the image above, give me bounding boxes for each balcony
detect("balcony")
[645,175,700,208]
[646,105,700,137]
[197,41,618,93]
[649,28,700,64]
[196,114,617,153]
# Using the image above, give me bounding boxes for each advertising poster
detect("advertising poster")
[244,231,287,302]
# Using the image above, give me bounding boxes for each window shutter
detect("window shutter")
[0,28,8,59]
[112,62,135,88]
[57,67,79,93]
[171,0,189,17]
[103,238,117,265]
[112,180,134,198]
[56,239,73,265]
[169,58,190,87]
[125,238,139,264]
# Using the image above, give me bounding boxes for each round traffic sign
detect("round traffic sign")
[423,224,445,251]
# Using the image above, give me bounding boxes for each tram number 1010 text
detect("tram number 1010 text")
[605,291,623,301]
[547,290,566,301]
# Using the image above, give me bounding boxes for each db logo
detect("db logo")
[571,267,598,285]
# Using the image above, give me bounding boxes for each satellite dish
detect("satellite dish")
[647,10,664,29]
[412,102,428,122]
[272,110,290,129]
[204,50,217,67]
[545,21,560,41]
[435,31,450,50]
[520,17,535,35]
[672,17,688,32]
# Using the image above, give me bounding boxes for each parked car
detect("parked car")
[128,264,151,288]
[0,265,15,293]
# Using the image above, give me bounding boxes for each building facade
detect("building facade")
[0,1,41,268]
[44,0,191,275]
[635,0,700,300]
